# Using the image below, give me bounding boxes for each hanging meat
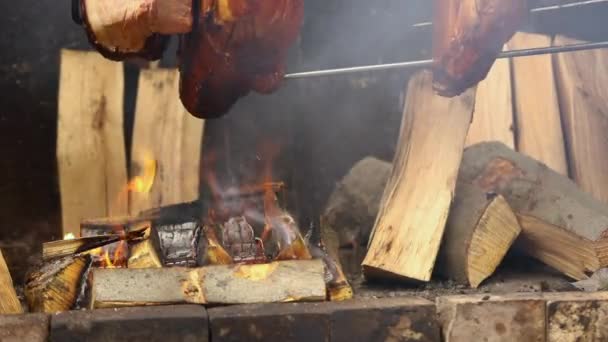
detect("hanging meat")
[432,0,528,97]
[178,0,304,118]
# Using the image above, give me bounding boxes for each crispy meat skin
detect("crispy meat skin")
[432,0,527,97]
[179,0,304,118]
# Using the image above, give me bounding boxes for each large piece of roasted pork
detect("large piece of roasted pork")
[178,0,304,118]
[432,0,528,97]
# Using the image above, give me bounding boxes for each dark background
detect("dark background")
[1,0,606,281]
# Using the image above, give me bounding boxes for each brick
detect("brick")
[437,293,546,342]
[0,313,49,342]
[208,302,331,342]
[208,297,439,342]
[50,305,208,342]
[545,292,608,341]
[330,297,440,342]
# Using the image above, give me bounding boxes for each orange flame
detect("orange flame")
[128,157,157,194]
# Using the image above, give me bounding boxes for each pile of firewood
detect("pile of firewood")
[16,185,352,314]
[323,67,608,289]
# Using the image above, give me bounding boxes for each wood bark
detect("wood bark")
[0,249,22,314]
[362,70,476,282]
[507,32,568,175]
[25,255,92,313]
[465,47,515,148]
[57,50,128,237]
[90,259,326,308]
[459,142,608,280]
[130,69,205,215]
[553,35,608,203]
[437,182,521,288]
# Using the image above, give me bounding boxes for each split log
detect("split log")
[128,239,163,269]
[459,141,608,280]
[25,255,92,313]
[43,235,125,261]
[57,50,128,237]
[200,225,234,266]
[130,69,205,215]
[437,182,521,288]
[0,249,22,314]
[362,70,476,282]
[89,260,326,308]
[465,47,515,148]
[553,35,608,203]
[80,216,153,237]
[321,156,392,247]
[507,32,568,175]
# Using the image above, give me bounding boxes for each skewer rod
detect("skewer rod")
[284,40,608,79]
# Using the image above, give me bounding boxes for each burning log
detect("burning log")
[89,260,326,308]
[362,70,476,282]
[25,255,92,313]
[42,235,130,261]
[0,249,22,314]
[80,216,153,236]
[128,239,162,269]
[200,225,233,265]
[154,221,203,267]
[459,142,608,280]
[437,182,522,288]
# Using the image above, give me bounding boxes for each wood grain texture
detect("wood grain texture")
[508,32,568,175]
[362,70,476,282]
[438,183,521,288]
[466,48,515,148]
[90,260,326,307]
[57,49,128,236]
[460,142,608,280]
[554,35,608,203]
[130,69,205,215]
[0,249,22,314]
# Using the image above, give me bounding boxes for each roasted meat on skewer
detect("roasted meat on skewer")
[432,0,528,97]
[179,0,304,118]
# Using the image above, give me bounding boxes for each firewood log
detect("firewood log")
[89,260,326,308]
[0,249,22,314]
[25,255,92,313]
[459,142,608,280]
[362,70,476,282]
[128,239,162,269]
[437,182,521,288]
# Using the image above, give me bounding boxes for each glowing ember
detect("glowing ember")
[63,233,76,240]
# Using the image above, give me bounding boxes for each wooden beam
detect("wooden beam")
[362,70,476,282]
[553,35,608,203]
[437,182,521,288]
[459,142,608,280]
[90,260,326,308]
[0,249,22,314]
[57,49,128,237]
[465,46,515,148]
[130,69,205,215]
[507,32,568,175]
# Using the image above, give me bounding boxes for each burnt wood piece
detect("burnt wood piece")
[437,294,546,342]
[0,313,49,342]
[0,248,22,314]
[128,239,162,269]
[154,221,202,267]
[459,142,608,280]
[221,217,265,264]
[363,70,476,282]
[25,255,92,313]
[321,156,392,247]
[437,182,521,288]
[50,305,208,342]
[89,260,326,308]
[208,297,439,342]
[137,200,204,224]
[80,216,153,236]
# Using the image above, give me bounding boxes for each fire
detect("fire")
[89,240,128,268]
[128,156,157,194]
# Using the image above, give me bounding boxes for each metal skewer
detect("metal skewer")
[412,0,608,28]
[284,40,608,80]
